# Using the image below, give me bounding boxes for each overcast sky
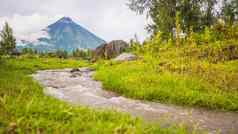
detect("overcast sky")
[0,0,150,42]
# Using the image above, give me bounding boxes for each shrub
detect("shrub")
[56,49,68,59]
[0,22,16,56]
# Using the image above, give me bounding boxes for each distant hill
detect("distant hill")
[17,17,106,52]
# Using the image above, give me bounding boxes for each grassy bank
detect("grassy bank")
[94,43,238,111]
[0,57,191,133]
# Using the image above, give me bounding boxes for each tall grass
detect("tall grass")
[94,44,238,111]
[0,57,191,133]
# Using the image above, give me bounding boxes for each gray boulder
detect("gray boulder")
[114,53,137,62]
[92,40,129,61]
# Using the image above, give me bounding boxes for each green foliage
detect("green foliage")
[72,48,92,60]
[0,22,16,55]
[95,44,238,111]
[222,0,238,24]
[201,27,214,43]
[148,32,162,57]
[0,57,191,133]
[55,49,68,59]
[128,0,238,39]
[0,46,2,57]
[128,36,146,55]
[95,24,238,111]
[128,0,219,38]
[176,12,182,47]
[40,52,56,58]
[184,23,238,46]
[186,27,196,46]
[21,48,37,55]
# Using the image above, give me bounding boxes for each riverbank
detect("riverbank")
[0,57,190,133]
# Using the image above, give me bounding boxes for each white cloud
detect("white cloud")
[0,13,62,42]
[0,0,149,42]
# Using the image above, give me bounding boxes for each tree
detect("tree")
[72,48,86,58]
[0,42,2,56]
[72,48,92,60]
[221,0,238,25]
[56,49,68,59]
[128,0,219,38]
[175,12,182,47]
[22,48,36,55]
[0,22,16,55]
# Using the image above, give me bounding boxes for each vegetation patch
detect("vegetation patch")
[0,57,193,133]
[94,44,238,111]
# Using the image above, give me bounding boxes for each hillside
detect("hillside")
[95,32,238,111]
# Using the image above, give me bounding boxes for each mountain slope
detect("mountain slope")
[18,17,105,52]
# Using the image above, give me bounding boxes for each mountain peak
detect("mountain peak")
[18,16,106,52]
[57,17,74,24]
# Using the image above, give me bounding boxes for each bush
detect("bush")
[21,48,37,55]
[72,49,92,60]
[56,49,68,59]
[0,22,16,56]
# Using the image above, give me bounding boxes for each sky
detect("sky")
[0,0,150,42]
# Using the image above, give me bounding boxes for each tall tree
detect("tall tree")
[129,0,176,38]
[200,0,218,27]
[128,0,218,38]
[0,22,16,55]
[221,0,238,25]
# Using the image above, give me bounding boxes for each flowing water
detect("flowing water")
[33,68,238,134]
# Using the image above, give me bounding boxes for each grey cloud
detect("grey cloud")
[0,0,149,41]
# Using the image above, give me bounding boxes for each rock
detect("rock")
[70,68,81,77]
[70,68,80,73]
[79,67,95,72]
[70,68,95,78]
[92,43,107,61]
[113,53,137,62]
[92,40,129,61]
[70,73,80,78]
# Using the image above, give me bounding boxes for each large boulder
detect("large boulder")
[92,43,107,61]
[113,53,137,62]
[92,40,129,61]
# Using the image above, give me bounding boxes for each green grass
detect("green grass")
[94,44,238,111]
[0,57,192,133]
